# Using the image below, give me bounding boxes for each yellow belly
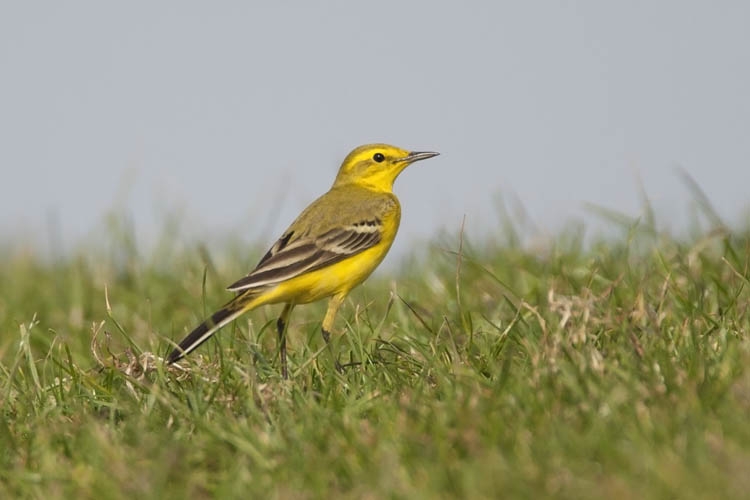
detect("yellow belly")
[243,189,401,308]
[257,239,393,305]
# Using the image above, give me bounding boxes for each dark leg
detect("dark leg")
[321,327,343,372]
[277,304,294,379]
[322,295,345,372]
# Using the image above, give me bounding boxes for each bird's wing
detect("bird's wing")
[226,218,383,291]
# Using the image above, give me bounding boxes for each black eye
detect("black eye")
[373,152,385,163]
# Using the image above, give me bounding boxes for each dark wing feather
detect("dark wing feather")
[227,220,382,291]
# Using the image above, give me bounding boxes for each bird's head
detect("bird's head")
[333,143,439,191]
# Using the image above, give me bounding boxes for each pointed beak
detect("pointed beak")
[400,151,440,164]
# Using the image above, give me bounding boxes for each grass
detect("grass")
[2,207,750,499]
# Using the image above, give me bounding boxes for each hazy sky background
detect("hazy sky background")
[2,2,749,260]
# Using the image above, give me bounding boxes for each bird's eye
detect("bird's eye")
[373,153,385,163]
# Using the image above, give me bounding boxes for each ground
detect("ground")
[1,210,749,499]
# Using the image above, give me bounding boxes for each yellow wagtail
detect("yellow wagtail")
[167,143,439,378]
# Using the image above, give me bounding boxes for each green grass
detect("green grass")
[2,211,750,499]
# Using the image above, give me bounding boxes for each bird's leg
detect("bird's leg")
[322,294,345,372]
[276,317,287,379]
[277,303,294,379]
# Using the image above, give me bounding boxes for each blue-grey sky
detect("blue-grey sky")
[2,2,749,258]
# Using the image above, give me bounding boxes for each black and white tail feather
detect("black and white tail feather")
[166,294,253,364]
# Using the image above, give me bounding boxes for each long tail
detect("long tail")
[167,292,258,364]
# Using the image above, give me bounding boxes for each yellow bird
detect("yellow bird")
[167,144,439,378]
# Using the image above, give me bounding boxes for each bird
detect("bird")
[166,143,439,378]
